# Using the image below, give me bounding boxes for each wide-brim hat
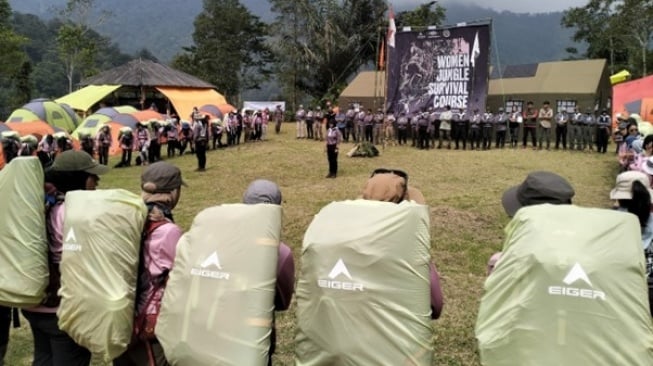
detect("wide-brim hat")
[361,170,425,204]
[610,170,653,200]
[49,150,109,176]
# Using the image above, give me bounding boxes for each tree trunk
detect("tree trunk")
[643,43,647,76]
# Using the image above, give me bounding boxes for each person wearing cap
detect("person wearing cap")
[241,180,295,366]
[554,108,569,150]
[305,106,315,140]
[296,105,306,139]
[537,101,553,150]
[522,101,538,149]
[596,109,611,153]
[355,106,366,143]
[373,108,384,145]
[363,108,374,143]
[487,171,575,275]
[494,107,508,149]
[361,169,443,319]
[344,104,356,142]
[114,162,185,366]
[23,150,110,366]
[610,171,653,250]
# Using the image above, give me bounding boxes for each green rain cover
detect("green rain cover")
[57,189,147,361]
[295,200,433,366]
[0,157,48,307]
[476,204,653,366]
[156,203,281,366]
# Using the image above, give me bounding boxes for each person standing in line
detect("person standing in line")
[417,109,430,150]
[522,101,538,149]
[193,116,209,172]
[537,101,553,150]
[596,109,611,154]
[355,107,366,143]
[469,108,482,150]
[438,105,452,149]
[384,112,397,147]
[118,128,134,167]
[344,105,356,142]
[508,105,521,149]
[24,151,109,366]
[335,109,347,141]
[235,110,243,145]
[364,108,374,143]
[554,108,569,150]
[95,125,112,166]
[428,108,440,149]
[241,180,296,366]
[583,107,596,152]
[409,112,419,148]
[261,108,270,141]
[166,119,179,157]
[305,107,314,140]
[114,162,185,366]
[314,106,324,141]
[494,107,508,148]
[373,109,384,145]
[296,105,306,139]
[396,112,409,145]
[570,106,583,151]
[274,105,284,134]
[79,133,94,158]
[254,111,264,141]
[325,119,342,178]
[453,108,468,150]
[481,108,494,150]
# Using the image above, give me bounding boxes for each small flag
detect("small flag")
[471,31,480,68]
[387,5,396,48]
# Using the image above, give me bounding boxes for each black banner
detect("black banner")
[386,22,491,115]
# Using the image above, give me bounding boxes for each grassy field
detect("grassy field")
[6,127,618,365]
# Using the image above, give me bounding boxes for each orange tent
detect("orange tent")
[218,104,236,115]
[132,110,165,122]
[6,121,56,142]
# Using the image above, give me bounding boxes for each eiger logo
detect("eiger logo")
[318,258,364,292]
[191,251,230,280]
[548,262,606,301]
[62,228,82,252]
[200,251,222,270]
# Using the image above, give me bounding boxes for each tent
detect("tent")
[95,106,138,118]
[78,59,228,120]
[218,103,236,115]
[6,99,79,133]
[6,121,56,141]
[55,85,121,113]
[199,104,223,119]
[131,110,165,122]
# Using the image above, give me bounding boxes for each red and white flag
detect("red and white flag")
[387,5,396,48]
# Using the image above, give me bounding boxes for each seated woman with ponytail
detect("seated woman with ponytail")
[610,170,653,249]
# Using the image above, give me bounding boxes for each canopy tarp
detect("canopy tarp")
[55,85,121,113]
[131,110,164,122]
[155,87,226,120]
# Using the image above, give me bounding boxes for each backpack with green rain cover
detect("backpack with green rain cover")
[156,203,281,366]
[295,199,433,365]
[0,156,48,307]
[57,189,147,362]
[476,204,653,366]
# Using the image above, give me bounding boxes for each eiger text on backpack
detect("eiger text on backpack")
[476,204,653,366]
[0,157,48,307]
[156,203,280,366]
[57,189,147,361]
[295,200,433,365]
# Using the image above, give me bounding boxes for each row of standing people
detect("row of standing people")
[294,101,613,152]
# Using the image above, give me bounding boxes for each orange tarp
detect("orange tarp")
[6,121,56,141]
[613,75,653,125]
[217,103,236,115]
[132,110,164,122]
[155,87,227,121]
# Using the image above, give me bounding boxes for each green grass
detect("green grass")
[6,128,618,365]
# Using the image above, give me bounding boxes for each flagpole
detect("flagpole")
[374,26,381,111]
[384,3,396,114]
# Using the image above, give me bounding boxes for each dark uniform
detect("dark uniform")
[417,111,430,150]
[596,110,611,153]
[482,111,494,150]
[554,110,569,150]
[396,113,409,145]
[469,110,482,150]
[453,109,468,150]
[494,109,508,148]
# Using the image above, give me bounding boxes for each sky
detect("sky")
[396,0,588,14]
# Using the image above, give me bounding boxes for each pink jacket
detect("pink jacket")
[137,222,183,316]
[275,242,295,311]
[27,202,65,313]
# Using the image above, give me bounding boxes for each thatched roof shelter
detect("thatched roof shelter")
[80,59,215,88]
